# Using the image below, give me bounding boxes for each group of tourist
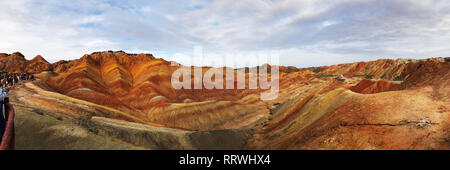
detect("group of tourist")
[0,72,34,88]
[0,85,8,142]
[0,72,34,142]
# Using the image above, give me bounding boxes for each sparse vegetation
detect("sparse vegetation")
[281,67,300,73]
[314,74,335,78]
[393,77,404,81]
[334,77,345,82]
[351,74,366,77]
[312,67,325,73]
[365,75,374,79]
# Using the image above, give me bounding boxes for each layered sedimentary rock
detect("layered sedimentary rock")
[0,52,53,73]
[44,51,272,130]
[247,58,450,149]
[5,51,450,149]
[350,79,401,94]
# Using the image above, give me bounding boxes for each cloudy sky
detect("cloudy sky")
[1,0,450,67]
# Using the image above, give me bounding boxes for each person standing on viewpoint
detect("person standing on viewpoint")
[0,86,9,142]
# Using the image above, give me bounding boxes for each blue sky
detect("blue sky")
[0,0,450,67]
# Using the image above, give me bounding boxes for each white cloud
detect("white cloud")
[0,0,449,66]
[72,15,104,25]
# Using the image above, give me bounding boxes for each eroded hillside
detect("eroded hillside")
[6,51,450,150]
[0,52,53,73]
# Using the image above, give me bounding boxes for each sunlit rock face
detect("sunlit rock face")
[0,52,53,73]
[247,58,450,150]
[26,55,53,73]
[45,51,272,130]
[5,51,450,149]
[350,79,401,94]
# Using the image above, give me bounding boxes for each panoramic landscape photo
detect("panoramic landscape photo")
[0,0,449,150]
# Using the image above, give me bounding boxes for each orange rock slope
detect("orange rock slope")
[0,52,53,73]
[7,51,450,149]
[247,58,450,149]
[44,51,272,130]
[350,79,401,94]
